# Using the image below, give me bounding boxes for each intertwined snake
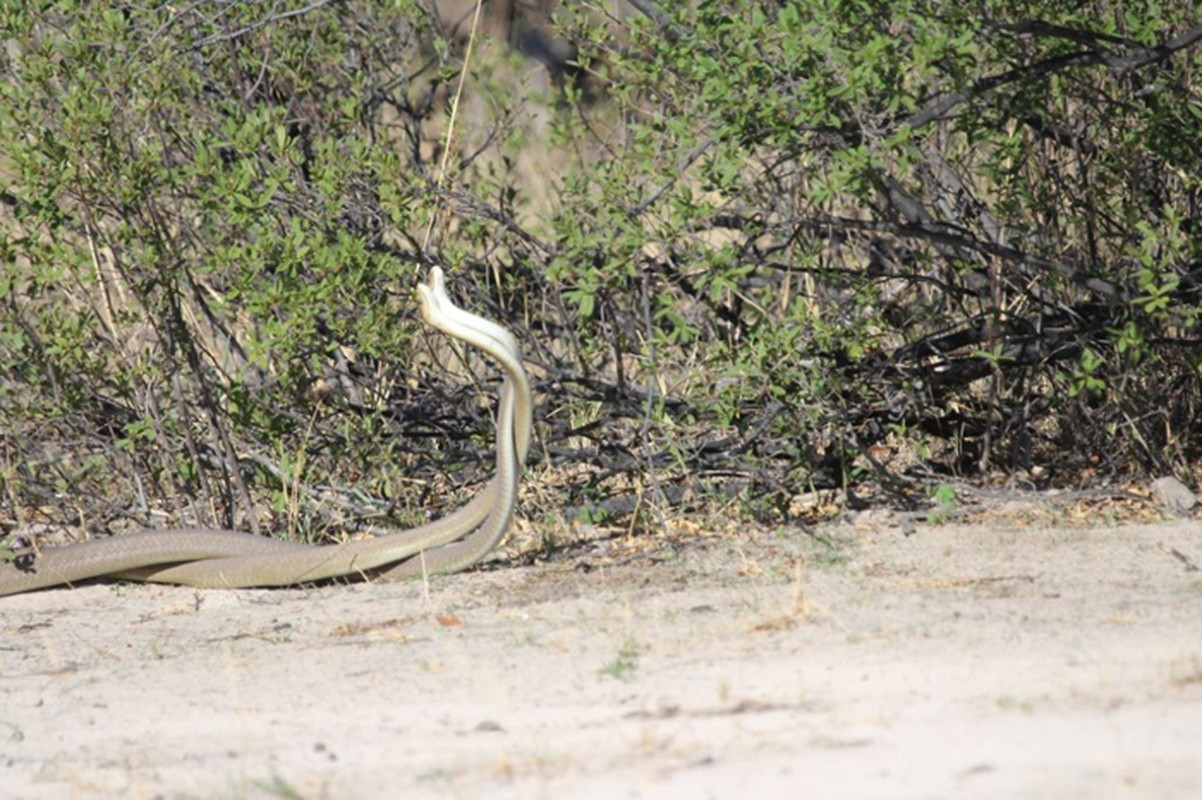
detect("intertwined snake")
[0,268,530,596]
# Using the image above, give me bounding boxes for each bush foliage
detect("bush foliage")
[1,1,1199,538]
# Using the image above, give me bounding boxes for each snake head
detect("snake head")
[416,266,448,327]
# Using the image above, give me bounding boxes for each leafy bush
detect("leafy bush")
[1,1,1199,541]
[546,0,1202,497]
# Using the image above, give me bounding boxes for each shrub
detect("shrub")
[2,1,1199,541]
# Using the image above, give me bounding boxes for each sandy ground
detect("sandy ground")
[3,515,1201,799]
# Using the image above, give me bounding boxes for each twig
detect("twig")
[193,0,334,47]
[1168,547,1200,573]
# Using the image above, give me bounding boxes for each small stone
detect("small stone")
[1151,476,1199,516]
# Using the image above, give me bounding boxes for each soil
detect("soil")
[3,512,1201,799]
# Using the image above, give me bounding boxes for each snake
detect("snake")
[0,268,531,596]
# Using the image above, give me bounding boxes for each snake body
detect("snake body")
[0,268,530,596]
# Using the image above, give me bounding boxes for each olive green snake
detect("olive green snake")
[0,268,531,596]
